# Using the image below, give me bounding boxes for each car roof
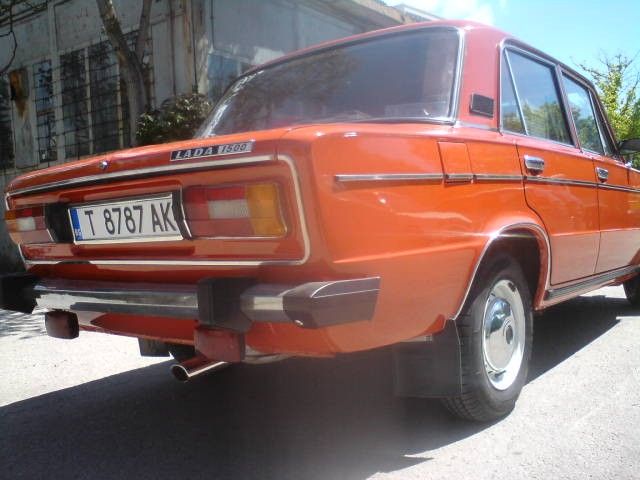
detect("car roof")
[246,20,499,74]
[245,19,593,89]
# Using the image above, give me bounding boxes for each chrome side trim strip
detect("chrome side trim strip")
[445,173,474,183]
[7,154,275,198]
[525,175,640,193]
[474,174,523,183]
[545,264,639,302]
[598,183,640,194]
[525,176,596,188]
[454,121,499,132]
[23,154,311,267]
[336,173,525,185]
[335,173,444,183]
[451,222,551,321]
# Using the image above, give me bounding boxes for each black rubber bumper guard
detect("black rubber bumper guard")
[0,274,381,333]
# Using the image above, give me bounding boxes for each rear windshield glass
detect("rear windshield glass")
[199,28,460,136]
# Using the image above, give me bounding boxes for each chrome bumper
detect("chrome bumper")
[5,275,381,331]
[32,279,199,319]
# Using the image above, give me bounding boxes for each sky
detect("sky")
[384,0,640,76]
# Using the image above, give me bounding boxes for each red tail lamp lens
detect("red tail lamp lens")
[183,183,286,238]
[5,206,51,243]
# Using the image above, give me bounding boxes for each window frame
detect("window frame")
[559,67,622,163]
[499,42,576,148]
[560,70,608,156]
[32,58,58,164]
[584,77,621,162]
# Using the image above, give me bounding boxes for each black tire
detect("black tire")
[442,254,533,422]
[167,343,196,362]
[623,276,640,306]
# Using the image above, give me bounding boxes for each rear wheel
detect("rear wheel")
[442,254,533,422]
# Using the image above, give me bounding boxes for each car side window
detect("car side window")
[505,49,572,144]
[592,97,616,157]
[500,53,525,134]
[561,75,605,154]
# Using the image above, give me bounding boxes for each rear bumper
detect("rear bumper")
[0,274,380,331]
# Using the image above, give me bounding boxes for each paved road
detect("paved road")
[1,287,639,479]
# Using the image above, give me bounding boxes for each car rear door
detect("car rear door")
[560,72,640,273]
[501,46,600,285]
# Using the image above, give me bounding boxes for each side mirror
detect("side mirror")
[619,138,640,154]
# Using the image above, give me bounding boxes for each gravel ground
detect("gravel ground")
[1,286,639,479]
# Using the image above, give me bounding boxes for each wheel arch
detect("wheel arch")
[452,222,551,320]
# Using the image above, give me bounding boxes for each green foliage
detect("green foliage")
[579,55,640,164]
[136,93,212,146]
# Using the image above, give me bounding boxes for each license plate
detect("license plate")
[69,194,182,243]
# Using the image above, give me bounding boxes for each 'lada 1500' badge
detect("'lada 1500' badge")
[170,141,254,161]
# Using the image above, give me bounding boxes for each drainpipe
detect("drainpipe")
[190,0,198,93]
[168,0,177,96]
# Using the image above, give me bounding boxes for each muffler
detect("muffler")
[170,355,228,382]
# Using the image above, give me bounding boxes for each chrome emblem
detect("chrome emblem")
[99,160,109,170]
[170,141,254,161]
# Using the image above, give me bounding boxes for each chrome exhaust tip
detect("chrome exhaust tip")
[170,355,228,382]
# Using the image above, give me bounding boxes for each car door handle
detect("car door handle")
[523,155,545,174]
[596,167,609,182]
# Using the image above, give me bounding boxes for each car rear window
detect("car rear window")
[199,28,460,136]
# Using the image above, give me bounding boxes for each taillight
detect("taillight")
[5,206,52,244]
[183,183,287,238]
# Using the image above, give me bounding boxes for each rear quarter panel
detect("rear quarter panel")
[266,124,543,353]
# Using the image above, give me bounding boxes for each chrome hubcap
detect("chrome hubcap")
[482,279,525,390]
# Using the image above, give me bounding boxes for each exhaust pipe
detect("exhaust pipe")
[171,355,228,382]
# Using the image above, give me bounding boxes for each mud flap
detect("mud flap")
[392,320,462,398]
[0,273,38,314]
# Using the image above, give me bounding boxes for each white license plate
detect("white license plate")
[69,194,182,243]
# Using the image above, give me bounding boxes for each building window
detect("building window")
[33,60,57,163]
[89,41,122,154]
[48,31,153,163]
[0,77,13,169]
[208,53,251,101]
[61,49,90,159]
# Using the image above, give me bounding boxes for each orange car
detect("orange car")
[3,20,640,421]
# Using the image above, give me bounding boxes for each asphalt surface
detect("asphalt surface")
[1,286,639,480]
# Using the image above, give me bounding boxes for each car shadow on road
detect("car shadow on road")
[528,293,631,382]
[0,294,632,480]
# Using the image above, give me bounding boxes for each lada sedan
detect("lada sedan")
[3,20,640,421]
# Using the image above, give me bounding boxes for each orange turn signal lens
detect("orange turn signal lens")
[246,183,287,237]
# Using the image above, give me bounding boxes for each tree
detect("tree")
[96,0,152,147]
[136,93,212,146]
[579,55,640,147]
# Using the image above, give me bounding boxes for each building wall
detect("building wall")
[197,0,363,99]
[0,0,412,272]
